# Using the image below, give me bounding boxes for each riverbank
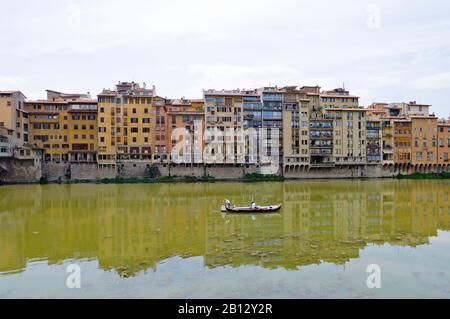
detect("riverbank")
[397,172,450,179]
[1,174,284,186]
[2,158,450,185]
[2,173,450,186]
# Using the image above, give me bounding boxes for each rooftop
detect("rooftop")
[203,89,259,96]
[0,90,26,99]
[321,88,359,98]
[408,101,431,107]
[99,81,155,97]
[325,107,367,112]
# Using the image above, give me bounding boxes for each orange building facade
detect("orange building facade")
[166,98,205,163]
[437,121,450,165]
[24,99,98,162]
[411,116,438,166]
[393,119,411,164]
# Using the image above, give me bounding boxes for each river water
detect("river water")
[0,180,449,298]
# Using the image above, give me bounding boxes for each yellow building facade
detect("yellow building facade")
[25,99,98,162]
[97,82,155,166]
[0,91,29,157]
[411,116,438,166]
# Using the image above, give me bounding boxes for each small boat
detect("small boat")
[222,199,282,213]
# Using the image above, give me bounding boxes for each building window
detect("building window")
[416,152,422,161]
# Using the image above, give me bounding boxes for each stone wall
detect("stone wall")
[284,165,394,179]
[42,162,115,182]
[0,157,42,183]
[70,163,116,181]
[117,162,153,178]
[115,163,260,180]
[2,158,450,183]
[42,162,70,182]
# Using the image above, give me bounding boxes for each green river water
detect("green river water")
[0,180,449,298]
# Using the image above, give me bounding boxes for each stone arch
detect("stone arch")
[405,163,410,174]
[388,163,394,173]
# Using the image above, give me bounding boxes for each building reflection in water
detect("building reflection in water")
[0,180,449,277]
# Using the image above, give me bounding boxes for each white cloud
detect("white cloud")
[176,64,300,97]
[1,0,450,117]
[412,73,450,89]
[0,76,26,88]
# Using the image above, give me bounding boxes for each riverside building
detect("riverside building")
[0,90,35,158]
[2,81,449,176]
[97,82,155,166]
[24,91,98,163]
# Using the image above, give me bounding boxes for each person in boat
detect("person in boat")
[251,202,258,209]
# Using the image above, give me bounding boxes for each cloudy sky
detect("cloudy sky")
[1,0,449,116]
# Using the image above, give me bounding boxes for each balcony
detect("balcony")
[310,150,332,156]
[367,133,380,139]
[310,161,335,167]
[309,122,333,130]
[310,132,333,139]
[310,143,333,149]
